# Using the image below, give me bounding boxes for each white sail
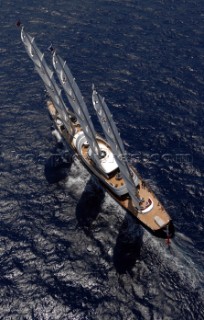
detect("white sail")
[92,87,141,209]
[21,27,74,135]
[52,52,101,158]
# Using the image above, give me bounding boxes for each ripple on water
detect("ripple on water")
[0,0,204,319]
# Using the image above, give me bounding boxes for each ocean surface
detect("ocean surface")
[0,0,204,319]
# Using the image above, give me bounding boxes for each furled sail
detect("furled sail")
[92,87,141,209]
[52,52,101,158]
[21,27,74,135]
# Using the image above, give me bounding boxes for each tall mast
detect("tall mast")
[52,52,101,158]
[21,27,74,135]
[92,87,141,209]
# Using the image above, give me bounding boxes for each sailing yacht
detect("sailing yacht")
[21,27,174,238]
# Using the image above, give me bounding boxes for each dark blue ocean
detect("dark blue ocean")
[1,1,203,319]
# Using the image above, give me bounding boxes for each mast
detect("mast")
[92,87,141,210]
[52,51,101,158]
[21,27,74,135]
